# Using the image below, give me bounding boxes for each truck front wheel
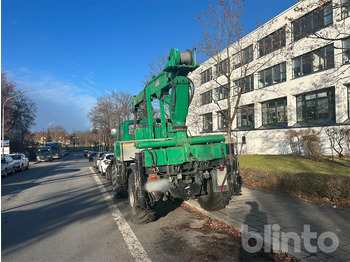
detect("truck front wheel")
[198,178,228,211]
[128,171,155,224]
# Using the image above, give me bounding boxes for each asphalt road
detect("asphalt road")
[2,152,272,262]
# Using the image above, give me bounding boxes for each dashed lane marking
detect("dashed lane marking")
[89,167,151,262]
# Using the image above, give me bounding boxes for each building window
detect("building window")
[201,68,212,84]
[292,2,333,41]
[201,90,212,105]
[343,38,350,64]
[258,63,286,88]
[215,59,228,76]
[262,97,287,127]
[243,45,254,65]
[217,110,228,130]
[237,104,254,129]
[293,45,334,78]
[296,87,335,123]
[259,27,286,57]
[234,74,254,94]
[203,113,213,132]
[234,45,254,69]
[216,85,228,101]
[341,0,350,19]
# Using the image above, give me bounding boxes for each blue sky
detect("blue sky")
[2,0,296,133]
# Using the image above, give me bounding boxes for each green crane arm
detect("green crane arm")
[132,48,199,139]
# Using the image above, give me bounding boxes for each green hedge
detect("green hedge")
[241,168,350,208]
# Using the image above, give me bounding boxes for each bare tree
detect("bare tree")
[87,91,133,147]
[325,127,346,160]
[1,72,37,147]
[139,52,169,119]
[47,125,68,143]
[195,0,281,145]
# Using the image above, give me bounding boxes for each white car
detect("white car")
[1,156,16,177]
[98,153,114,176]
[8,153,29,171]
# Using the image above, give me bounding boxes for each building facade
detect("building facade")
[188,0,350,155]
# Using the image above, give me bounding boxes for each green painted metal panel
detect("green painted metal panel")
[143,142,226,167]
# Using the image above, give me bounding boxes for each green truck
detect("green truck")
[111,48,241,224]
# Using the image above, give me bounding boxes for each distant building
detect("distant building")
[188,0,350,155]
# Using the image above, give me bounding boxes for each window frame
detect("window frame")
[236,104,255,129]
[217,110,228,131]
[292,44,334,78]
[216,85,228,101]
[261,97,288,127]
[259,27,286,57]
[341,0,350,19]
[343,37,350,64]
[296,87,335,124]
[201,68,212,84]
[292,2,333,42]
[202,113,213,132]
[215,59,228,76]
[258,63,286,88]
[201,90,212,105]
[234,74,254,94]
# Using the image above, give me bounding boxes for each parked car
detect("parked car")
[105,158,114,180]
[36,148,53,162]
[8,153,29,171]
[88,151,97,162]
[83,150,89,157]
[93,152,108,169]
[98,153,114,175]
[1,156,16,177]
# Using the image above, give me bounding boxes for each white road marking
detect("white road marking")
[89,167,152,262]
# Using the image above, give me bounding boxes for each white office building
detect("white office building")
[187,0,350,155]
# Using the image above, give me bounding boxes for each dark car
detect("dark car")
[88,152,97,162]
[83,150,89,157]
[36,147,53,162]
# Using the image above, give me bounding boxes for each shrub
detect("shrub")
[241,168,350,208]
[301,131,322,161]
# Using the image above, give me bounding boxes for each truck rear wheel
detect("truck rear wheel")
[128,171,155,224]
[198,178,228,211]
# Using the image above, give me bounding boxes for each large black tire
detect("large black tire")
[198,178,228,211]
[112,169,127,198]
[128,170,155,224]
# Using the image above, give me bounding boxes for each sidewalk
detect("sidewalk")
[186,186,350,261]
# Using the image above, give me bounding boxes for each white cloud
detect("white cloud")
[5,68,97,133]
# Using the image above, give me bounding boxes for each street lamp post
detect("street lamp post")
[43,121,54,146]
[2,90,28,158]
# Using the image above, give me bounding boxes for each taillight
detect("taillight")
[150,174,157,180]
[219,166,225,171]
